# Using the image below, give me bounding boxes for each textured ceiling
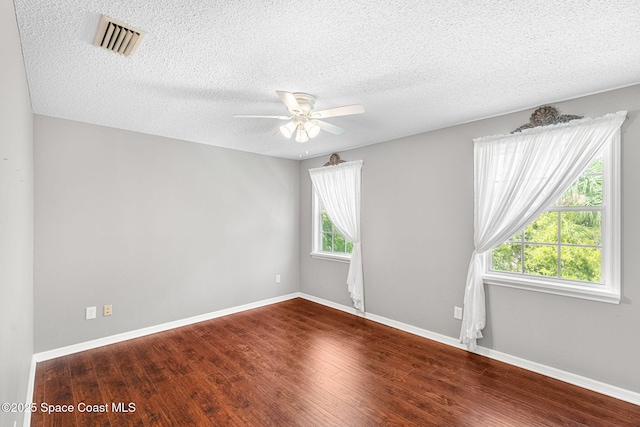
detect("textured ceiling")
[13,0,640,160]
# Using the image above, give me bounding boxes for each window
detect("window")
[484,141,620,303]
[308,159,364,310]
[311,191,352,262]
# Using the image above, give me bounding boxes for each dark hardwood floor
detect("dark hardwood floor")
[31,298,639,426]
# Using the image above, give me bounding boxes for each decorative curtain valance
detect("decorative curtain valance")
[309,160,364,311]
[461,111,627,350]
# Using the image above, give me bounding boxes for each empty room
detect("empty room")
[2,0,640,425]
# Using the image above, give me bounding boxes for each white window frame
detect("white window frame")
[483,133,621,304]
[310,191,352,263]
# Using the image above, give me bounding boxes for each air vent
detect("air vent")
[93,15,145,57]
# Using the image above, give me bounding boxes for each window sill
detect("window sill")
[310,251,351,264]
[484,273,620,304]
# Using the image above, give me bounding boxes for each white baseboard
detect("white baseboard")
[27,291,639,410]
[298,293,640,407]
[472,346,640,407]
[22,357,37,427]
[32,293,300,362]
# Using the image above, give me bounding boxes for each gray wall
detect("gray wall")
[34,116,300,352]
[300,84,640,393]
[0,0,34,425]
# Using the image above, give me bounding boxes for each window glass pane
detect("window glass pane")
[524,212,558,244]
[334,233,346,253]
[322,233,333,251]
[346,241,354,254]
[315,194,352,258]
[318,203,351,255]
[561,247,601,282]
[492,243,522,273]
[321,212,332,232]
[560,174,603,207]
[584,155,604,175]
[560,156,603,207]
[560,211,602,245]
[507,231,522,243]
[524,245,558,277]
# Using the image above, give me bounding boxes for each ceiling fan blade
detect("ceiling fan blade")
[313,120,344,135]
[276,90,302,113]
[313,104,364,119]
[233,115,290,120]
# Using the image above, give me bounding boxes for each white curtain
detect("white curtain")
[309,160,364,311]
[461,111,627,350]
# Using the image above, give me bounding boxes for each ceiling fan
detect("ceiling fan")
[234,91,365,143]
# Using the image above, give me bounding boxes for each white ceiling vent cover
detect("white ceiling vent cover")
[93,15,145,57]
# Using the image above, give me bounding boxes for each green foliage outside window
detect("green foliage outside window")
[491,157,603,283]
[321,211,354,254]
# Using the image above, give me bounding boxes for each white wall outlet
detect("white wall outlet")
[275,274,281,283]
[103,304,112,316]
[454,306,463,320]
[86,306,97,320]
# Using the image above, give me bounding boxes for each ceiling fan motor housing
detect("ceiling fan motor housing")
[290,93,316,115]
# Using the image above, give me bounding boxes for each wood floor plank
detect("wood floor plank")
[67,352,111,427]
[230,370,348,427]
[127,337,207,426]
[108,342,176,426]
[220,316,358,426]
[203,371,282,427]
[196,317,350,426]
[89,345,146,427]
[419,366,580,426]
[41,358,77,427]
[190,323,251,378]
[161,330,258,426]
[31,298,640,426]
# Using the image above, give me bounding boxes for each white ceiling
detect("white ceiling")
[13,0,640,160]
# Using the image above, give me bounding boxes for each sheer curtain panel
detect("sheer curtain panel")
[461,112,627,350]
[309,160,364,311]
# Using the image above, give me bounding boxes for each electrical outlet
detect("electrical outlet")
[454,306,463,320]
[275,274,281,284]
[103,304,112,316]
[86,306,96,320]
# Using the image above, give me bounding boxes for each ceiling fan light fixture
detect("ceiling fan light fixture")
[295,126,310,143]
[304,121,320,138]
[279,121,296,138]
